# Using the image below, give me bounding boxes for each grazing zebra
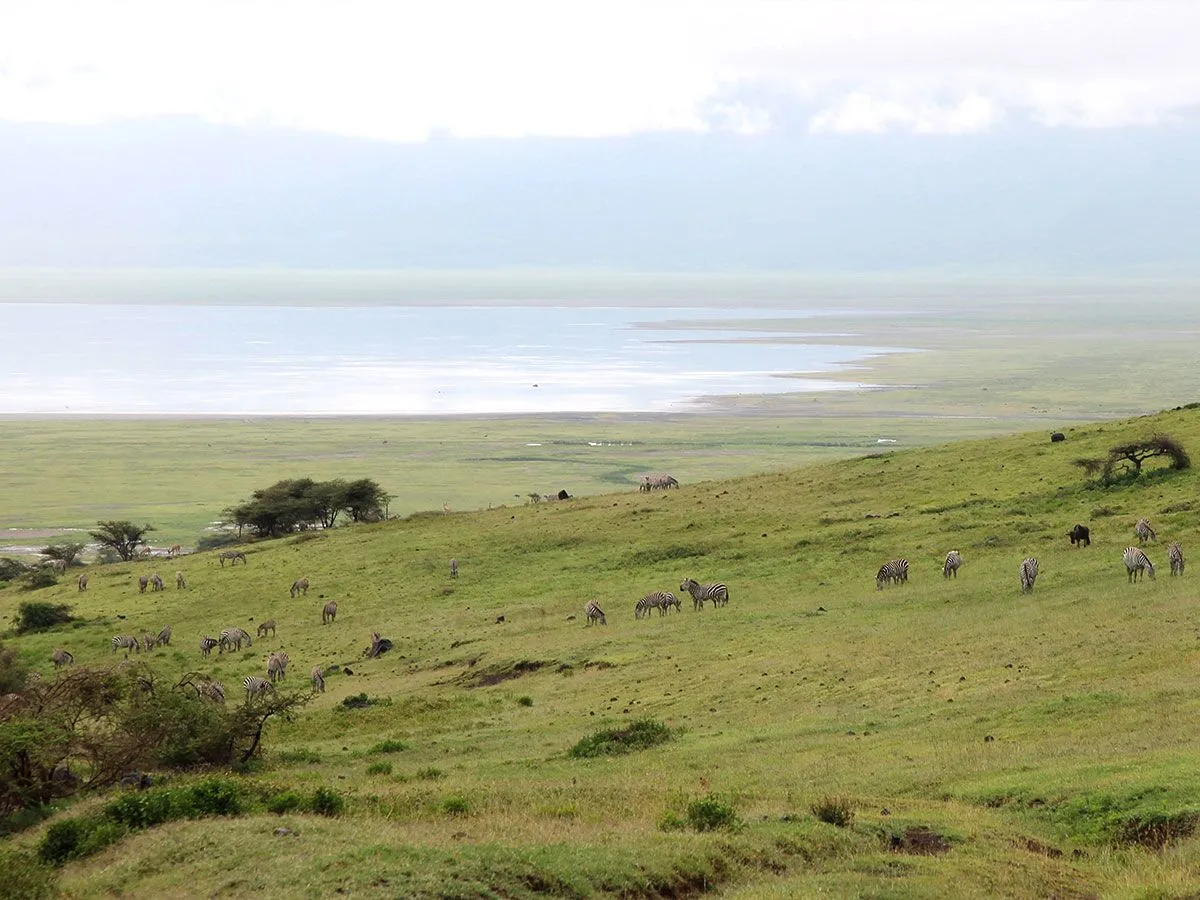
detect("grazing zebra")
[157,624,172,647]
[219,550,247,567]
[243,676,274,701]
[635,591,679,619]
[198,680,225,703]
[256,619,277,639]
[1123,546,1155,582]
[660,593,682,614]
[943,550,962,579]
[311,665,325,693]
[1169,541,1185,576]
[138,575,149,593]
[168,544,182,558]
[679,578,729,610]
[1019,557,1040,593]
[267,651,290,683]
[322,600,338,624]
[875,559,909,590]
[111,635,141,656]
[449,558,458,578]
[219,627,253,652]
[639,473,680,492]
[1135,518,1156,543]
[176,570,186,589]
[77,573,88,591]
[199,636,219,657]
[290,577,309,598]
[142,632,157,651]
[51,648,74,668]
[585,600,607,626]
[149,573,164,592]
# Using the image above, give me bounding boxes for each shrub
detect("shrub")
[517,696,534,707]
[366,762,393,776]
[568,718,673,758]
[310,787,345,817]
[341,693,373,709]
[186,778,244,817]
[14,602,73,633]
[105,790,176,829]
[0,642,29,693]
[416,767,445,781]
[21,565,57,590]
[0,558,30,582]
[811,795,855,828]
[38,818,95,865]
[367,739,409,754]
[266,790,306,814]
[685,794,740,832]
[441,795,471,816]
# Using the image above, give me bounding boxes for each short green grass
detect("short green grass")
[6,407,1200,896]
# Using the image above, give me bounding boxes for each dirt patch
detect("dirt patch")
[890,826,951,855]
[1017,837,1063,858]
[1115,812,1199,849]
[459,659,552,688]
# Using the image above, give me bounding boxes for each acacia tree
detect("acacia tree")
[88,521,154,562]
[1102,434,1191,482]
[39,543,86,568]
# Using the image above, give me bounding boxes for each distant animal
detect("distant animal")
[639,473,679,491]
[660,593,682,613]
[51,648,74,668]
[167,544,182,558]
[680,578,728,609]
[198,680,225,703]
[219,627,253,652]
[943,550,962,579]
[77,573,88,591]
[1050,432,1066,443]
[47,558,67,574]
[557,489,570,500]
[635,591,679,619]
[138,575,149,593]
[111,634,141,656]
[1135,518,1156,543]
[199,636,219,657]
[366,632,394,658]
[1169,541,1185,576]
[449,558,458,578]
[290,577,309,598]
[1067,524,1091,548]
[219,550,247,566]
[119,772,153,791]
[256,619,277,639]
[142,632,157,651]
[149,573,164,591]
[311,665,326,692]
[585,600,607,626]
[1123,547,1155,582]
[1019,557,1039,593]
[322,600,338,624]
[267,651,289,683]
[875,559,909,590]
[176,570,186,589]
[243,676,274,701]
[156,624,172,647]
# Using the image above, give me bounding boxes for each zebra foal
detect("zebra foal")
[585,600,607,625]
[1169,541,1185,576]
[322,600,338,624]
[311,665,326,693]
[1135,518,1156,543]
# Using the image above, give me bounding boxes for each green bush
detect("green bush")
[310,787,345,817]
[366,761,393,776]
[105,790,176,830]
[38,818,94,865]
[517,696,534,707]
[685,795,740,832]
[441,795,471,816]
[811,796,855,828]
[20,570,59,592]
[14,602,73,634]
[367,739,409,754]
[0,849,59,899]
[266,790,306,814]
[186,778,244,816]
[568,718,673,758]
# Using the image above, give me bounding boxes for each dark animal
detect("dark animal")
[1068,524,1091,548]
[1050,432,1066,443]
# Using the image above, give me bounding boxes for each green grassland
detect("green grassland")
[5,406,1200,896]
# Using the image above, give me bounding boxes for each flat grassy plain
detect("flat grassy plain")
[5,406,1200,897]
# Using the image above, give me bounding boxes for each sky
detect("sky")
[1,1,1198,271]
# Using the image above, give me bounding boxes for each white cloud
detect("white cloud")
[1,1,1199,139]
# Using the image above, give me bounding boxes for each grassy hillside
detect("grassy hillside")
[5,406,1200,897]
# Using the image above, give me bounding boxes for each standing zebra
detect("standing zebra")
[219,550,247,566]
[256,619,277,639]
[635,591,679,619]
[322,600,338,624]
[243,676,274,701]
[149,573,164,591]
[1019,557,1039,593]
[449,558,458,578]
[157,624,172,647]
[267,651,290,683]
[176,571,186,589]
[138,575,149,593]
[219,627,253,652]
[290,577,309,598]
[1123,547,1155,582]
[943,550,962,579]
[876,559,909,590]
[679,578,729,610]
[585,600,607,626]
[1135,518,1156,543]
[51,648,74,668]
[111,635,141,656]
[1169,541,1185,576]
[199,636,219,657]
[311,665,326,693]
[77,573,88,591]
[198,680,226,703]
[142,632,157,651]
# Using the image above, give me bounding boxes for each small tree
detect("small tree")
[1103,434,1191,482]
[39,544,86,569]
[88,521,154,562]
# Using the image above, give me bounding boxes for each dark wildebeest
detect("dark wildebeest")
[1068,524,1091,548]
[1050,432,1066,443]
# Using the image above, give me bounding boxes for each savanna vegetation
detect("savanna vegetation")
[3,406,1200,897]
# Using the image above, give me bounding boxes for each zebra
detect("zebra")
[243,676,274,701]
[635,591,679,619]
[1019,557,1039,593]
[1135,518,1156,543]
[311,665,326,693]
[449,558,458,578]
[142,632,157,651]
[585,600,607,625]
[290,577,309,598]
[77,573,89,591]
[168,544,182,558]
[46,558,67,575]
[219,627,253,652]
[943,550,962,579]
[1169,541,1185,576]
[149,573,164,592]
[199,636,219,657]
[157,624,172,647]
[322,600,338,624]
[256,619,277,639]
[176,570,186,589]
[198,680,225,703]
[267,651,290,683]
[1123,547,1155,582]
[111,635,141,656]
[679,578,729,610]
[639,473,680,491]
[876,559,909,590]
[138,575,149,593]
[219,550,247,567]
[51,648,74,668]
[660,593,682,614]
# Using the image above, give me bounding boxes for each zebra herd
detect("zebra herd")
[585,577,730,625]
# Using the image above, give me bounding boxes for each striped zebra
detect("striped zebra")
[679,578,729,610]
[51,648,74,668]
[1169,541,1185,576]
[322,600,338,624]
[875,559,909,590]
[199,636,219,657]
[149,573,164,591]
[176,571,186,589]
[138,575,149,593]
[198,680,225,703]
[1019,557,1039,593]
[243,676,274,701]
[290,577,309,598]
[256,619,277,639]
[943,550,962,579]
[311,665,326,693]
[1135,518,1156,543]
[219,550,247,567]
[46,558,67,575]
[635,591,679,619]
[111,635,141,656]
[142,632,157,651]
[267,651,290,683]
[1123,546,1155,582]
[449,558,458,578]
[639,473,680,492]
[585,600,607,626]
[219,627,253,652]
[157,624,172,647]
[77,573,88,591]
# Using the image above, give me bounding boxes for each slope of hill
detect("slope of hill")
[4,407,1200,897]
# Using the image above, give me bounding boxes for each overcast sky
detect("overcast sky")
[4,0,1199,141]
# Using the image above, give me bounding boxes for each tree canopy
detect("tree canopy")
[88,521,153,562]
[225,477,390,538]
